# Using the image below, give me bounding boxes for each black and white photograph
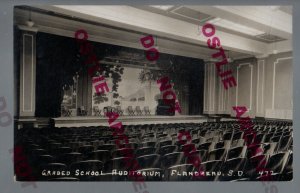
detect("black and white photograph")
[13,5,293,182]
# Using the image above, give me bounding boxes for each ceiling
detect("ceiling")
[14,5,292,61]
[135,5,292,43]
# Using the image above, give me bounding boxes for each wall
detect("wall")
[262,52,293,119]
[203,51,293,119]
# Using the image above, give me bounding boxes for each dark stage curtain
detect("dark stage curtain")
[35,33,80,117]
[35,33,122,117]
[188,61,204,115]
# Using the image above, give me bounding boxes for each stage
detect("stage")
[51,115,208,127]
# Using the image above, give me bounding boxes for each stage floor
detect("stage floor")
[52,115,208,127]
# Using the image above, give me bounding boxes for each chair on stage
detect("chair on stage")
[144,106,151,115]
[61,106,71,117]
[78,106,88,116]
[127,106,135,116]
[87,150,111,163]
[93,106,101,116]
[158,145,177,156]
[137,154,161,168]
[135,106,143,116]
[103,107,109,116]
[103,106,113,116]
[107,106,114,113]
[116,106,124,116]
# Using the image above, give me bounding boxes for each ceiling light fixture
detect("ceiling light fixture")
[26,10,35,27]
[150,5,174,11]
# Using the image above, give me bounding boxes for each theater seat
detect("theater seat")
[266,152,289,174]
[141,141,156,148]
[179,143,197,152]
[214,141,225,149]
[207,148,226,161]
[137,154,161,168]
[231,139,244,148]
[31,148,48,157]
[47,143,63,152]
[16,120,293,181]
[158,145,177,156]
[124,142,138,149]
[33,155,55,167]
[53,147,72,155]
[159,140,173,147]
[264,133,273,143]
[105,157,135,172]
[246,144,264,159]
[277,135,292,153]
[87,150,111,163]
[284,153,293,173]
[200,160,223,172]
[186,149,207,163]
[56,152,83,165]
[112,148,134,158]
[263,143,277,155]
[198,142,213,151]
[244,154,269,179]
[98,144,116,151]
[161,152,185,169]
[226,146,246,160]
[254,133,265,144]
[136,147,156,157]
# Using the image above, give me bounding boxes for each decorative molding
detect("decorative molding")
[22,34,34,113]
[204,63,209,112]
[218,75,222,112]
[255,54,269,59]
[205,63,217,114]
[256,59,265,114]
[213,64,216,112]
[226,64,231,114]
[218,65,227,113]
[15,6,269,56]
[272,57,293,109]
[208,64,212,111]
[236,63,253,111]
[227,79,230,112]
[14,9,219,60]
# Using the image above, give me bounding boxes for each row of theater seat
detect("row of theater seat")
[15,121,293,181]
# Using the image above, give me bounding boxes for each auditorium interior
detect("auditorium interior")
[13,5,293,181]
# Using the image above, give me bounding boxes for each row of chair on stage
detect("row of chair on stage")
[62,106,152,117]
